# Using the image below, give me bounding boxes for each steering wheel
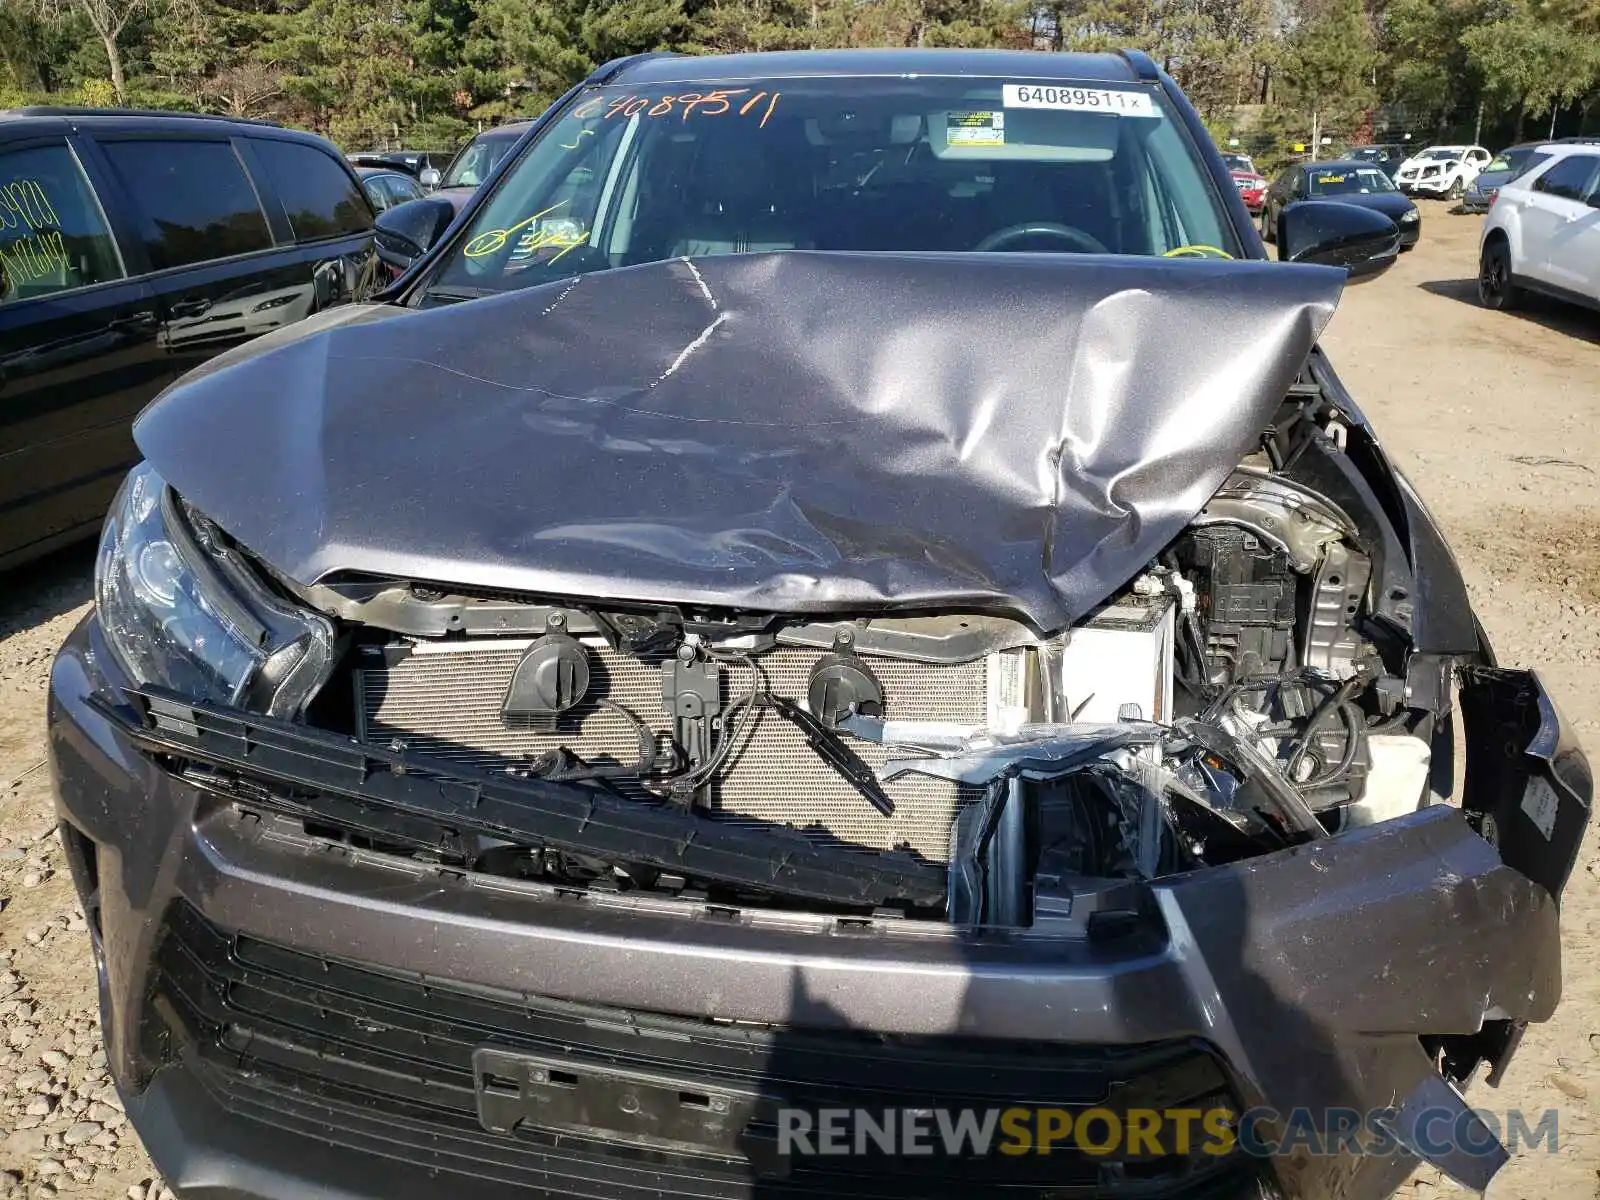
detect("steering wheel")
[974,222,1110,254]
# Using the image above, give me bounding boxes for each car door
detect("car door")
[241,136,379,315]
[84,133,376,383]
[1546,155,1600,298]
[84,134,291,377]
[1519,153,1600,290]
[0,133,166,568]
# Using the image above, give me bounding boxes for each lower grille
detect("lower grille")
[357,640,989,860]
[148,904,1257,1199]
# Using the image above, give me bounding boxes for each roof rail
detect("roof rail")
[1115,50,1160,82]
[590,51,682,84]
[5,105,282,127]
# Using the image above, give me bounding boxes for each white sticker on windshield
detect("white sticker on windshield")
[947,111,1005,146]
[1002,84,1159,117]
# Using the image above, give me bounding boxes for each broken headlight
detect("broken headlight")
[94,462,334,717]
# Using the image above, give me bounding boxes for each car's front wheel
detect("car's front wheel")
[1449,177,1465,200]
[1260,207,1274,244]
[1479,240,1522,311]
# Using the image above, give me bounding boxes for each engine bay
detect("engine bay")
[285,387,1439,929]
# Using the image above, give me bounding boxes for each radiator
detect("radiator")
[355,639,991,861]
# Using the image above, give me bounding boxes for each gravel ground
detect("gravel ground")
[1,199,1598,1197]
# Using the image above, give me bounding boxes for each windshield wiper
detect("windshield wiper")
[420,285,497,305]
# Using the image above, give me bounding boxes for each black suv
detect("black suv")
[0,107,375,570]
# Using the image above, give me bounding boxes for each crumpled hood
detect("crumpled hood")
[135,251,1341,630]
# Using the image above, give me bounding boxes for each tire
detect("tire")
[1478,240,1522,311]
[1448,177,1465,200]
[1260,207,1274,244]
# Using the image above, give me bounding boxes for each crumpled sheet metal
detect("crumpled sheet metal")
[134,251,1342,629]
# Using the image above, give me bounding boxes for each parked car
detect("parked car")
[1479,142,1600,313]
[349,149,452,179]
[420,121,533,193]
[0,106,375,571]
[1393,144,1491,198]
[51,48,1585,1200]
[1463,143,1558,212]
[355,164,427,212]
[1464,137,1600,212]
[370,124,539,278]
[1262,160,1420,248]
[1346,143,1408,179]
[1231,168,1267,213]
[1220,150,1256,174]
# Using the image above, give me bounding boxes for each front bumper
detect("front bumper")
[50,614,1591,1200]
[1398,176,1451,196]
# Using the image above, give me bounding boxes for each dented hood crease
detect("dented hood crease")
[134,251,1342,630]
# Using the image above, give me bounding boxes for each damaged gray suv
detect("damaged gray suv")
[49,48,1591,1200]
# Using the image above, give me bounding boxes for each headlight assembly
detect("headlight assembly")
[1401,210,1420,223]
[95,463,335,717]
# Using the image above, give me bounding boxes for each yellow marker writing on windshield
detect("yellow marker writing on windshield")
[1162,245,1233,260]
[464,200,571,258]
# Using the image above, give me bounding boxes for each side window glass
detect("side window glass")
[100,139,272,270]
[250,139,373,239]
[1534,156,1600,202]
[0,143,124,304]
[381,176,418,207]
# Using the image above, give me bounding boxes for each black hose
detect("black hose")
[532,698,659,781]
[1285,676,1365,783]
[1298,701,1363,788]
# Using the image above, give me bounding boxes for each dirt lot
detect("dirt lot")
[1,200,1598,1198]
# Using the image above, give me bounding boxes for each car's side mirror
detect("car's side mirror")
[419,166,442,189]
[1277,200,1401,280]
[373,196,458,276]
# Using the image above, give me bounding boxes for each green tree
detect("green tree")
[1464,6,1600,135]
[1274,0,1376,149]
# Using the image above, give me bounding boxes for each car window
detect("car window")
[1533,154,1600,202]
[385,175,425,205]
[100,139,272,270]
[250,139,372,240]
[1307,166,1396,195]
[436,77,1240,297]
[363,175,393,209]
[0,143,124,304]
[441,133,519,188]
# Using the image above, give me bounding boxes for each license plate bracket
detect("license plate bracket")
[472,1046,762,1158]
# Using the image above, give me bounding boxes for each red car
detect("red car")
[1231,169,1267,213]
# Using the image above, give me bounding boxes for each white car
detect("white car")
[1394,144,1492,198]
[1478,143,1600,312]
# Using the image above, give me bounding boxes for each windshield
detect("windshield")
[1307,166,1397,195]
[434,76,1240,296]
[1418,148,1461,161]
[441,132,520,189]
[1350,147,1391,161]
[1487,147,1541,174]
